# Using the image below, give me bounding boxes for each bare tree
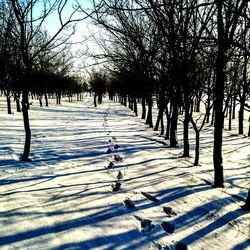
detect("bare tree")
[213,0,248,187]
[0,2,18,114]
[89,70,107,106]
[9,0,86,161]
[85,0,161,127]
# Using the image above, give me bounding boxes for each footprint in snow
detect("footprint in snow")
[141,192,159,202]
[106,161,114,169]
[151,241,188,250]
[106,147,112,154]
[150,241,162,249]
[161,221,175,234]
[162,206,177,217]
[150,242,176,250]
[123,198,135,208]
[174,241,188,250]
[114,154,123,162]
[111,181,121,192]
[133,215,154,233]
[116,170,124,179]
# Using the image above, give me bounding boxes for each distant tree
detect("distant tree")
[89,70,107,106]
[83,0,160,126]
[0,2,19,114]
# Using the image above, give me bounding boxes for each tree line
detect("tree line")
[0,0,89,161]
[84,0,250,209]
[0,0,249,209]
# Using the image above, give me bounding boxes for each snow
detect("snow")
[0,96,249,250]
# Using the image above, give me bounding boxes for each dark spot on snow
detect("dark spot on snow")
[161,221,175,234]
[174,241,188,250]
[111,181,121,192]
[141,192,159,202]
[123,198,135,209]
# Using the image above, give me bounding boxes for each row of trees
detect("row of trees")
[0,0,249,209]
[82,0,250,202]
[0,0,89,160]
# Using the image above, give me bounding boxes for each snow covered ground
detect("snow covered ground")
[0,96,249,250]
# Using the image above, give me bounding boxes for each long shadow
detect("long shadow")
[117,156,179,170]
[122,165,181,181]
[0,182,211,248]
[0,179,112,197]
[0,199,159,248]
[1,100,249,249]
[0,163,108,186]
[178,208,248,246]
[51,228,166,250]
[231,239,250,250]
[1,189,119,219]
[0,145,107,173]
[134,183,211,212]
[138,135,170,146]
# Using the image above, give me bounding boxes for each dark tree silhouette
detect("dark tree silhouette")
[89,70,107,106]
[9,0,85,161]
[213,0,247,187]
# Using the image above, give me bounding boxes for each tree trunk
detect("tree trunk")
[196,98,201,112]
[206,89,211,123]
[21,90,31,161]
[7,93,11,114]
[39,96,43,107]
[228,97,232,130]
[183,96,190,157]
[45,93,48,107]
[232,94,236,119]
[194,130,200,166]
[141,97,146,119]
[238,99,244,135]
[165,106,171,140]
[15,92,21,112]
[165,114,171,140]
[248,116,250,137]
[94,94,97,107]
[129,97,133,110]
[170,103,178,147]
[56,92,61,105]
[154,108,164,131]
[123,96,127,106]
[211,108,215,125]
[146,97,153,128]
[213,0,225,187]
[98,94,102,104]
[133,98,138,116]
[160,115,164,135]
[239,53,248,135]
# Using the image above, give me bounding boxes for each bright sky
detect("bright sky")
[41,0,99,75]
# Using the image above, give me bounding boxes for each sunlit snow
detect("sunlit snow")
[0,96,249,250]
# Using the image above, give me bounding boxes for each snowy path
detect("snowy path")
[0,97,249,250]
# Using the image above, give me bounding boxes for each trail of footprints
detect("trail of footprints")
[102,109,188,250]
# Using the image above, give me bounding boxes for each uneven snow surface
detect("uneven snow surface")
[0,96,249,250]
